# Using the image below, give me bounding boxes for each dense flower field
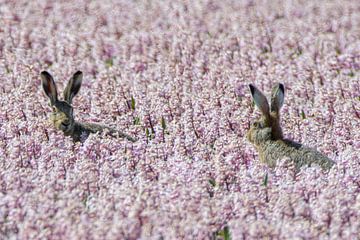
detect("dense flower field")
[0,0,359,239]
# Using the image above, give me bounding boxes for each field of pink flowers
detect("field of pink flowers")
[0,0,359,239]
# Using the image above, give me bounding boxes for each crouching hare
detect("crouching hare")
[247,83,334,171]
[41,71,137,143]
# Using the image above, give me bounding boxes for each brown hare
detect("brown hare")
[247,83,334,171]
[41,71,137,143]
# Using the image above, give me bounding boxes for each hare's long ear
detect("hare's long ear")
[270,83,285,113]
[249,84,270,117]
[41,71,58,105]
[63,71,83,104]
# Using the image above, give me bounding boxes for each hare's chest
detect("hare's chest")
[259,141,290,167]
[70,123,91,142]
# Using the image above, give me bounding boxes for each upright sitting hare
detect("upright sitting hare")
[247,83,334,171]
[41,71,137,142]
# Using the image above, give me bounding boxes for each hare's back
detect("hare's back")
[262,140,334,170]
[290,144,334,170]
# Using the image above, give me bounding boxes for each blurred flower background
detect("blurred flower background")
[0,0,359,239]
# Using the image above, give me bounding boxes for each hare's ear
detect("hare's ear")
[249,84,270,117]
[270,83,285,113]
[63,71,83,104]
[41,71,58,105]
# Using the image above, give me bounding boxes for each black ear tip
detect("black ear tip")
[40,71,54,83]
[279,83,284,92]
[41,71,50,77]
[74,71,83,76]
[249,84,255,94]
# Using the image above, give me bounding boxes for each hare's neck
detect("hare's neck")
[272,128,283,140]
[69,121,89,142]
[258,141,271,152]
[269,112,283,140]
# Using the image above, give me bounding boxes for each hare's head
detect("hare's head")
[247,83,285,145]
[41,71,83,134]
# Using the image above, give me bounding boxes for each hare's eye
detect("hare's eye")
[52,106,57,112]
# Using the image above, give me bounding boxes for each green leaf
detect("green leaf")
[261,46,269,54]
[263,172,268,187]
[82,194,89,207]
[161,116,166,130]
[105,58,113,68]
[208,178,216,187]
[348,71,355,77]
[297,46,303,55]
[335,46,341,55]
[145,128,154,140]
[131,96,136,110]
[5,65,11,73]
[217,226,231,240]
[133,117,140,125]
[301,110,306,119]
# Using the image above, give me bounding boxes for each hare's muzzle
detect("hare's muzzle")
[59,118,71,131]
[61,120,70,127]
[49,112,71,131]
